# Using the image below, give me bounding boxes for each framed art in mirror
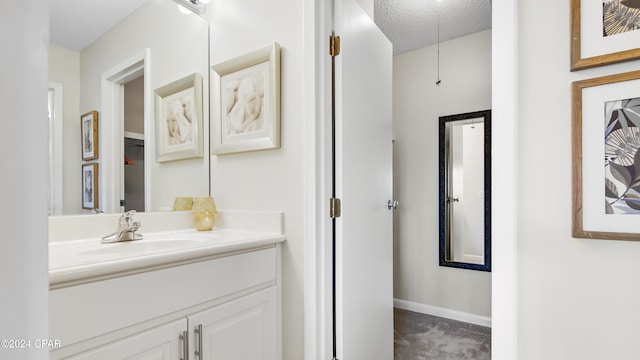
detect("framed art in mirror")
[439,110,491,272]
[572,70,640,241]
[81,111,98,161]
[154,73,204,162]
[211,43,281,155]
[82,163,99,210]
[571,0,640,70]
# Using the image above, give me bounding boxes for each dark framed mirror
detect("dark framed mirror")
[439,110,491,272]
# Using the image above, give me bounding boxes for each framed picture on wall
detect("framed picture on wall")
[82,163,99,210]
[81,111,99,160]
[211,42,280,155]
[572,70,640,240]
[154,73,204,162]
[571,0,640,70]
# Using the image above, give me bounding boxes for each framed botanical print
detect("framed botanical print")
[572,70,640,240]
[571,0,640,70]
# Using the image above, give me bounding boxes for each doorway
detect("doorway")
[304,0,518,359]
[101,49,151,213]
[123,76,145,212]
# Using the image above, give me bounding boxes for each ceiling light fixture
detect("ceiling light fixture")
[172,0,207,14]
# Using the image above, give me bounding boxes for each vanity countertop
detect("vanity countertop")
[49,228,285,289]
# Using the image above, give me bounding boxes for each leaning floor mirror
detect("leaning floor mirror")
[438,110,491,272]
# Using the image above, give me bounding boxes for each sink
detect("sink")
[80,237,211,256]
[49,231,221,270]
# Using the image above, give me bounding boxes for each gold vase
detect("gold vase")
[192,197,217,231]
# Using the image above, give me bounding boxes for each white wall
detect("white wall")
[49,45,81,213]
[356,0,373,18]
[0,1,50,359]
[124,76,145,135]
[81,0,210,212]
[517,1,640,358]
[207,1,304,359]
[393,30,492,317]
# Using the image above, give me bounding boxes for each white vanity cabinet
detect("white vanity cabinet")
[50,245,282,360]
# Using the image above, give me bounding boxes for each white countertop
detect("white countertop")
[49,228,285,289]
[48,211,285,289]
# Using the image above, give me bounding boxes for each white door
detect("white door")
[334,0,394,358]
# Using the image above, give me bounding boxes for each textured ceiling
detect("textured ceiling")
[50,0,148,51]
[50,0,490,54]
[374,0,491,55]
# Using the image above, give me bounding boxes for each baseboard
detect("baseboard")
[394,298,492,328]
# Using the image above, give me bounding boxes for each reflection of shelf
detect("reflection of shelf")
[124,131,144,141]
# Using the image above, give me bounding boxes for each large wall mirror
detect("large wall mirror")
[48,0,210,215]
[439,110,491,272]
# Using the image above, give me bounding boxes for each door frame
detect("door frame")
[490,0,519,358]
[48,81,64,215]
[101,49,152,213]
[302,1,519,359]
[303,0,333,359]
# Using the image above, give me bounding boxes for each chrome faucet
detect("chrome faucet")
[101,210,143,243]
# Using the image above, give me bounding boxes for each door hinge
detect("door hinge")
[330,197,342,218]
[330,35,341,57]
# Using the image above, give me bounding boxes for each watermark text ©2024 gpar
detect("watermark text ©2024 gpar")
[1,338,62,350]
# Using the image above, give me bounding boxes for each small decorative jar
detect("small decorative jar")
[172,196,193,211]
[192,196,217,231]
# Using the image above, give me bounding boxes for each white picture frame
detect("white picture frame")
[211,43,281,154]
[154,73,203,162]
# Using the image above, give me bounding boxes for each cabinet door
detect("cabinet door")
[68,318,187,360]
[190,288,277,360]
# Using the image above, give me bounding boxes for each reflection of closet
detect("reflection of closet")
[124,136,144,212]
[124,76,145,212]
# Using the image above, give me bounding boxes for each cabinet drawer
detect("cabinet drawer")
[50,247,277,348]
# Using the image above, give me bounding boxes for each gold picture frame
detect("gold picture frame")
[571,0,640,71]
[81,111,99,160]
[82,163,99,210]
[572,70,640,240]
